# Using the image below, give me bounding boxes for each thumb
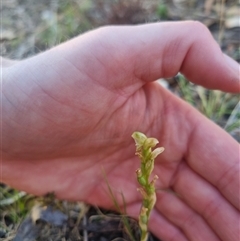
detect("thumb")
[94,21,240,93]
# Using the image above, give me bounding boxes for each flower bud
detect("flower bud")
[151,147,164,159]
[136,169,147,186]
[139,207,148,225]
[144,137,159,149]
[132,132,147,150]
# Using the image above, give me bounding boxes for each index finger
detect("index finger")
[186,110,240,210]
[160,88,240,210]
[97,21,240,92]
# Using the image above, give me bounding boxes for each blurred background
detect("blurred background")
[1,0,239,60]
[1,1,240,241]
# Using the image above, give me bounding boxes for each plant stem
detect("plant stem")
[132,132,164,241]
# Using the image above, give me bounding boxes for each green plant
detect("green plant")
[102,169,136,241]
[156,2,168,19]
[177,74,240,130]
[132,132,164,241]
[37,1,92,48]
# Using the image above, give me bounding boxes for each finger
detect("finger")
[185,105,240,210]
[155,189,221,241]
[172,163,240,241]
[93,21,239,92]
[150,210,188,241]
[151,85,239,211]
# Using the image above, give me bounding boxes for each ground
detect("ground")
[1,0,239,241]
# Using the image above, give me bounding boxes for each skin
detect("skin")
[1,21,240,241]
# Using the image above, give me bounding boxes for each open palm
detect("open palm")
[2,22,239,241]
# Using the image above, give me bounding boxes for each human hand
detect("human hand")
[2,21,239,241]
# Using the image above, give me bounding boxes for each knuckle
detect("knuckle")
[186,20,212,40]
[182,213,198,230]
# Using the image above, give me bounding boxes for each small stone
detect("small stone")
[0,29,16,41]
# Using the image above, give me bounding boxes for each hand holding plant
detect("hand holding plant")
[132,132,164,241]
[2,22,239,241]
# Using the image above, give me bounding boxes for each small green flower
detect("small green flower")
[132,131,164,241]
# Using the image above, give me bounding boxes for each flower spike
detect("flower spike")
[132,131,164,241]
